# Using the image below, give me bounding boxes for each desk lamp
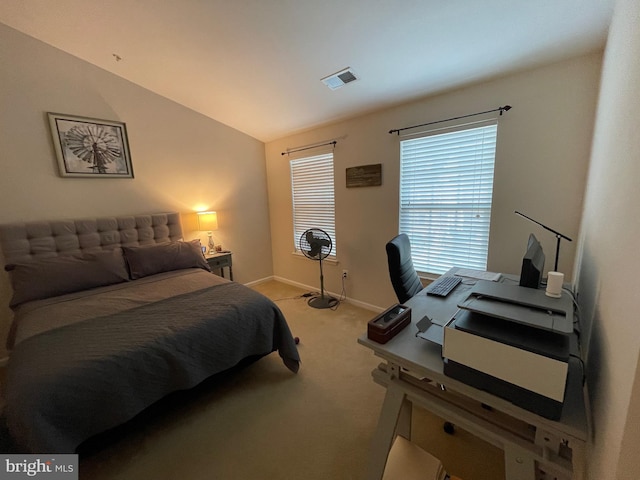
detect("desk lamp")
[197,211,218,254]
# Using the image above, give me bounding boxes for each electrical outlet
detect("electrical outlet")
[342,269,348,279]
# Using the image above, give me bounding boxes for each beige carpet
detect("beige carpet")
[78,280,503,480]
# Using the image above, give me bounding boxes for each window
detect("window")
[290,152,336,256]
[399,122,497,275]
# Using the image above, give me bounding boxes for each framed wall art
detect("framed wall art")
[47,112,134,178]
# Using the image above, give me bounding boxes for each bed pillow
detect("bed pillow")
[7,249,130,308]
[122,240,211,280]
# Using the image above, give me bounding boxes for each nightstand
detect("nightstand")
[205,252,233,280]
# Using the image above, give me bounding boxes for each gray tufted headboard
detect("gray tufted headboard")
[0,212,183,266]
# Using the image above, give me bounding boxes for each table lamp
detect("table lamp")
[197,211,218,254]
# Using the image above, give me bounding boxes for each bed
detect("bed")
[0,212,300,453]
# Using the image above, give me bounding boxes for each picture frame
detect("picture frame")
[47,112,134,178]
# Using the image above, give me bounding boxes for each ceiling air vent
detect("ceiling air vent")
[321,67,358,90]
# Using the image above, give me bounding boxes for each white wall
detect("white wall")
[265,53,602,310]
[575,0,640,477]
[0,24,273,357]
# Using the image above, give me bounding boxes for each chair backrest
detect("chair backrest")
[385,233,423,304]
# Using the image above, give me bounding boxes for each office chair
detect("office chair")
[385,233,423,304]
[385,233,456,435]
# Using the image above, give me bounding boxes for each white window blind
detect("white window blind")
[290,152,336,256]
[399,122,497,275]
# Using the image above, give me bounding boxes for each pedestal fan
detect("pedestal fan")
[299,228,338,309]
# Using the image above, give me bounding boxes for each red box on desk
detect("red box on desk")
[367,304,411,344]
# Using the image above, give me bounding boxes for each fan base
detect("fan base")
[308,295,338,309]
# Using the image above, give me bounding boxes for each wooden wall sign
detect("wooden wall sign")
[346,163,382,188]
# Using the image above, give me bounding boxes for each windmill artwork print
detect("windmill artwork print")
[48,113,134,178]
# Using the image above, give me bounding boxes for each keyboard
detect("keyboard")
[426,276,462,297]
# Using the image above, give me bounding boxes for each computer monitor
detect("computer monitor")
[519,233,545,289]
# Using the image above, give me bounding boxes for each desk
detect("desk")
[358,272,588,480]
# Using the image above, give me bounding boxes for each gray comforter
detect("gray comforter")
[5,269,300,453]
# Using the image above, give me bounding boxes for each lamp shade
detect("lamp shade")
[197,211,218,231]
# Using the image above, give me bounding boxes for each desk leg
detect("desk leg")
[571,439,586,480]
[504,444,536,480]
[229,265,233,281]
[366,384,411,480]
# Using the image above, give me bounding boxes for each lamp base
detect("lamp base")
[207,233,215,255]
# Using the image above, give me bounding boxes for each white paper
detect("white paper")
[454,268,501,281]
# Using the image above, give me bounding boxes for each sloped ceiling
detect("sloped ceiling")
[0,0,614,142]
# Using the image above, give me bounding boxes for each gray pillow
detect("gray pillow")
[8,249,130,308]
[122,240,211,280]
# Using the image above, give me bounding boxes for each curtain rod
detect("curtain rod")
[388,105,512,136]
[281,140,337,156]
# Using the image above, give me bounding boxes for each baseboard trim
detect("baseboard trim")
[272,276,384,313]
[244,276,274,287]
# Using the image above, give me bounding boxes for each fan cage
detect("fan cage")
[299,228,333,260]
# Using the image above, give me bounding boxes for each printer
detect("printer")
[441,280,575,420]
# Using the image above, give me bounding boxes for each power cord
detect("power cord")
[330,274,347,310]
[270,292,317,302]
